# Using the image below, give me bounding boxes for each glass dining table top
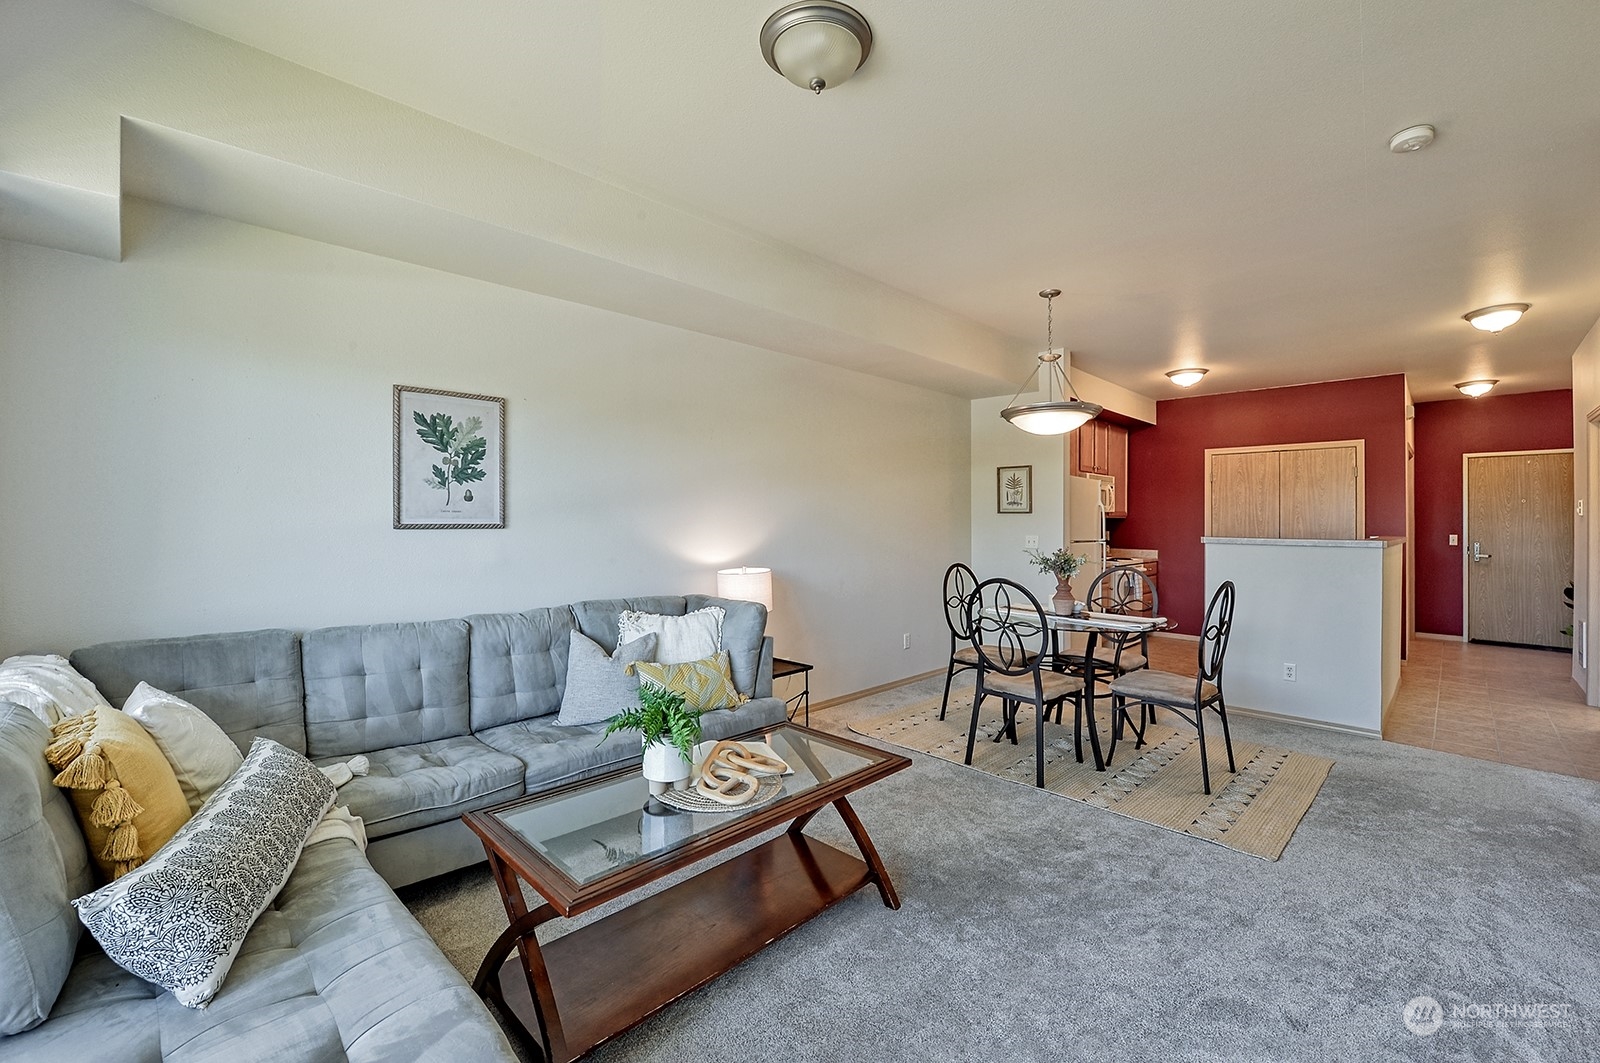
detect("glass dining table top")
[485,724,898,886]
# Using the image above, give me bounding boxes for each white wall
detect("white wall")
[0,201,970,701]
[1571,315,1600,701]
[969,394,1066,604]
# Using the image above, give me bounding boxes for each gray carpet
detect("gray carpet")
[399,676,1600,1062]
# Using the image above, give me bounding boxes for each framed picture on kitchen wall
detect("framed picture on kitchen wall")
[393,384,506,529]
[996,465,1032,514]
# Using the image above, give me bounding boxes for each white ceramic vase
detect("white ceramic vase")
[641,739,691,796]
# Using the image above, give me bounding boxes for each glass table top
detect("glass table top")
[489,724,892,886]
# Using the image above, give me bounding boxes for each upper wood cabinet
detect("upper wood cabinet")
[1206,441,1363,539]
[1070,421,1129,517]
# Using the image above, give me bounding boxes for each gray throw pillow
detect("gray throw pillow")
[0,701,93,1035]
[556,631,658,726]
[73,737,336,1009]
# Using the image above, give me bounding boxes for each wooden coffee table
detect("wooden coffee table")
[462,723,911,1063]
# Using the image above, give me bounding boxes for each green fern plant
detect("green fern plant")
[602,684,702,764]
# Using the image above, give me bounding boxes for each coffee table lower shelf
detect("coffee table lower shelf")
[488,831,876,1061]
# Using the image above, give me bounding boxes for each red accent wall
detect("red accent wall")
[1111,375,1408,634]
[1411,389,1573,636]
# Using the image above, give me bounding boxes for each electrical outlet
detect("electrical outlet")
[1578,500,1585,517]
[1282,663,1297,682]
[902,633,911,650]
[1024,535,1039,549]
[1448,534,1458,546]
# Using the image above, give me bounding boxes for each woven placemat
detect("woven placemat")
[850,695,1333,861]
[655,776,786,814]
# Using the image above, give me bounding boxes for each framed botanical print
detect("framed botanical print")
[997,465,1032,514]
[393,385,506,529]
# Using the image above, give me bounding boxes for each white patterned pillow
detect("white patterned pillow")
[617,606,724,665]
[73,738,335,1009]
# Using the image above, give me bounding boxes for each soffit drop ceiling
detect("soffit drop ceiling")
[130,0,1600,402]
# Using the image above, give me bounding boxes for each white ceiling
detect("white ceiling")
[130,0,1600,402]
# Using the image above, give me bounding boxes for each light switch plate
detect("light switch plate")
[1024,535,1039,548]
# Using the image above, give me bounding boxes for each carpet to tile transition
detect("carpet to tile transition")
[849,695,1333,860]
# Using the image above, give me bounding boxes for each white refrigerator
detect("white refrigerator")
[1067,474,1113,603]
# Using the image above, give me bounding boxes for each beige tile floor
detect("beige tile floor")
[1140,633,1600,782]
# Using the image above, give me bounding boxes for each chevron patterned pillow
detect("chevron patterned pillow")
[630,652,749,711]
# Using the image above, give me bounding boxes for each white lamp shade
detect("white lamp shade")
[770,20,863,90]
[717,567,774,610]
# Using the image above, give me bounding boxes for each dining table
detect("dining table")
[1037,608,1170,772]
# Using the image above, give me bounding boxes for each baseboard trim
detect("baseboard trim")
[1152,631,1199,644]
[1225,703,1382,738]
[1414,631,1464,642]
[813,669,942,712]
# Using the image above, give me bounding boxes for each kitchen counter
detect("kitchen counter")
[1204,537,1403,735]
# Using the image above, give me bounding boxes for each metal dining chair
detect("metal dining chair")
[964,578,1085,787]
[1109,581,1237,794]
[939,562,981,720]
[1084,564,1159,679]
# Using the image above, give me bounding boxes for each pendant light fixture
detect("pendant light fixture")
[1001,289,1103,435]
[760,2,873,94]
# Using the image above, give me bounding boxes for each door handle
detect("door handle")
[1471,541,1493,562]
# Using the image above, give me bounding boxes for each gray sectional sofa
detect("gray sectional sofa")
[1,593,789,1061]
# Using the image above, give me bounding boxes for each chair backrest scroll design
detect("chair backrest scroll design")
[1198,581,1236,686]
[967,578,1050,677]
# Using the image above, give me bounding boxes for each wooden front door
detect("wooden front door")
[1466,452,1574,648]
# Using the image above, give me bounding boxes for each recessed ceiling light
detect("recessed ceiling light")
[1165,368,1208,388]
[1463,304,1530,333]
[1388,125,1436,153]
[1455,379,1498,398]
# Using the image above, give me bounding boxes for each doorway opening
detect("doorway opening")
[1462,449,1575,650]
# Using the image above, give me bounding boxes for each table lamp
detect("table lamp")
[716,566,773,611]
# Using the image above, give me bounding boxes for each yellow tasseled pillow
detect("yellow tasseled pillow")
[46,708,191,881]
[630,652,749,712]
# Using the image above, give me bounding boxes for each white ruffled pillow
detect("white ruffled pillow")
[0,654,111,727]
[617,606,724,665]
[121,683,244,813]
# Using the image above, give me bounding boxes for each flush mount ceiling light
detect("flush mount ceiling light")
[760,2,873,94]
[1001,289,1104,435]
[1388,124,1437,153]
[1463,303,1530,333]
[1165,368,1209,388]
[1455,379,1499,398]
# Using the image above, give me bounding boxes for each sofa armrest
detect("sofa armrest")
[756,636,774,699]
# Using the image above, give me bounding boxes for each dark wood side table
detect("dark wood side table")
[772,656,812,724]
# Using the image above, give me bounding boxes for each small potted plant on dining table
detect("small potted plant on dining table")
[1027,547,1089,615]
[604,684,703,795]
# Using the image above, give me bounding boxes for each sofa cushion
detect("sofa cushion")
[122,683,245,813]
[479,696,791,793]
[0,654,111,728]
[71,629,307,755]
[632,652,747,711]
[0,702,93,1035]
[302,620,470,758]
[46,706,193,881]
[687,594,767,697]
[11,837,517,1061]
[571,596,688,654]
[556,631,657,727]
[618,606,723,664]
[314,736,524,840]
[465,607,576,730]
[74,738,336,1009]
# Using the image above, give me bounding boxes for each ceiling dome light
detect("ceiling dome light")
[1455,379,1499,398]
[1165,368,1209,388]
[761,2,873,94]
[1001,289,1104,436]
[1388,125,1437,153]
[1463,304,1530,333]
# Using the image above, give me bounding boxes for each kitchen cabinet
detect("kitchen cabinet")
[1070,421,1129,518]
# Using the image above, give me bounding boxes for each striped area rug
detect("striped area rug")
[849,695,1333,860]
